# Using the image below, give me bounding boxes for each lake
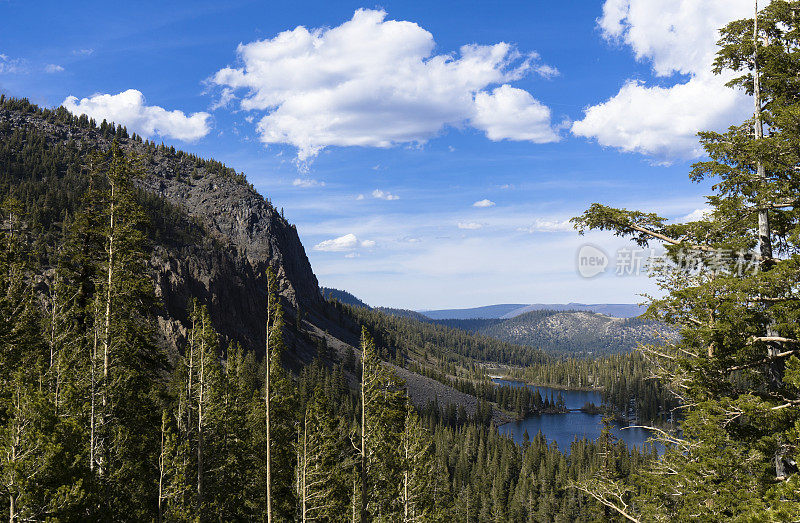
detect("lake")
[493,379,660,455]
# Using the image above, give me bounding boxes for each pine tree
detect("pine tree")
[0,197,87,520]
[572,2,800,519]
[298,387,352,521]
[358,327,406,522]
[399,402,438,522]
[259,268,297,521]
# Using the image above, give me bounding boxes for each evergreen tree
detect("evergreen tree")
[572,2,800,518]
[399,403,439,522]
[359,327,406,521]
[259,268,297,521]
[298,387,353,521]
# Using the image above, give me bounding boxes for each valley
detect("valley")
[0,97,673,520]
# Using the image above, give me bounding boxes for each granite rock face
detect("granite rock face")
[2,104,323,361]
[134,147,324,359]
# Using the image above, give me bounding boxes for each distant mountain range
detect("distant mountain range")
[419,302,646,320]
[436,310,670,357]
[318,288,660,356]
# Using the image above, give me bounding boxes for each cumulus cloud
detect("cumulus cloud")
[473,85,559,143]
[314,233,375,252]
[458,222,483,230]
[211,8,558,161]
[572,0,753,161]
[62,89,211,142]
[44,64,64,73]
[473,199,495,208]
[293,178,325,188]
[372,189,399,201]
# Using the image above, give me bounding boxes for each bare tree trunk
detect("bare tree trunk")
[197,314,205,517]
[753,1,773,263]
[754,1,787,478]
[9,425,17,523]
[8,386,21,523]
[90,301,99,473]
[360,352,367,523]
[301,415,308,523]
[403,469,409,522]
[754,1,782,384]
[403,431,409,523]
[265,274,272,523]
[99,180,115,479]
[187,314,195,434]
[48,278,58,409]
[351,473,357,523]
[158,412,166,523]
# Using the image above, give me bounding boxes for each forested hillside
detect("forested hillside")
[439,310,670,357]
[320,287,370,309]
[0,95,328,367]
[330,288,666,357]
[421,303,645,320]
[0,95,662,521]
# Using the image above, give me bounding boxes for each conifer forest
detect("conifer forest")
[1,1,800,521]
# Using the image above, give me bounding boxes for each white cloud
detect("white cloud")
[518,218,573,233]
[62,89,211,142]
[44,64,64,73]
[356,194,365,200]
[458,222,483,230]
[473,199,495,208]
[314,233,375,252]
[210,87,236,110]
[572,0,753,161]
[572,78,747,160]
[473,85,560,143]
[72,49,94,56]
[0,54,26,74]
[293,178,325,188]
[211,8,558,161]
[372,189,399,201]
[534,64,560,79]
[677,207,712,223]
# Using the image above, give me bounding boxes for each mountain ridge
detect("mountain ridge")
[420,302,645,319]
[0,96,497,415]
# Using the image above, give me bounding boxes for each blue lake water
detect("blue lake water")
[493,379,660,455]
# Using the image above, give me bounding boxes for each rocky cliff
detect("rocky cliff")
[0,100,325,364]
[0,97,495,416]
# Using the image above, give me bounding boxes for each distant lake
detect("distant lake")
[492,379,661,455]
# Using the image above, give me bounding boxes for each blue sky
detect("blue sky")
[0,0,755,309]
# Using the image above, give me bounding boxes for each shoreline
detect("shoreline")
[490,375,604,393]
